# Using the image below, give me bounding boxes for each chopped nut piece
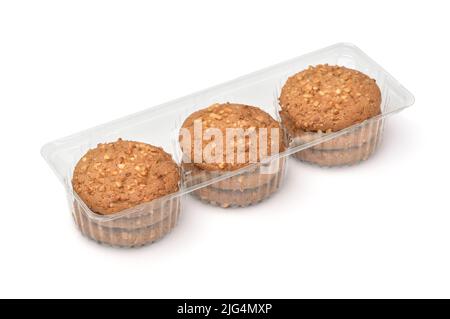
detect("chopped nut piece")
[209,113,222,120]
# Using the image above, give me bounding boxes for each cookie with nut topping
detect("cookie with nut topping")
[279,64,382,166]
[73,138,180,214]
[71,139,180,247]
[180,103,286,208]
[180,103,285,171]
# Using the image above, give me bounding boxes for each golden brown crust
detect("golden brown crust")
[180,103,285,171]
[279,64,381,132]
[72,139,180,215]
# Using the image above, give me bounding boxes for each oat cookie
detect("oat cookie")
[72,138,180,246]
[180,103,286,207]
[279,65,382,166]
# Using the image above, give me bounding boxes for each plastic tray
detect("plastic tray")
[41,43,415,246]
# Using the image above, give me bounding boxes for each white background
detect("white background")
[0,0,448,299]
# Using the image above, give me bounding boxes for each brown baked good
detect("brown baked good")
[73,138,179,214]
[71,139,181,247]
[180,103,285,170]
[279,64,382,166]
[180,103,287,207]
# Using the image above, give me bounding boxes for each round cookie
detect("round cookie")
[279,64,382,166]
[72,138,180,215]
[180,103,285,171]
[279,64,381,132]
[71,138,181,247]
[180,103,287,207]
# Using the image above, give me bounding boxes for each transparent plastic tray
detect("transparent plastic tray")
[41,43,415,247]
